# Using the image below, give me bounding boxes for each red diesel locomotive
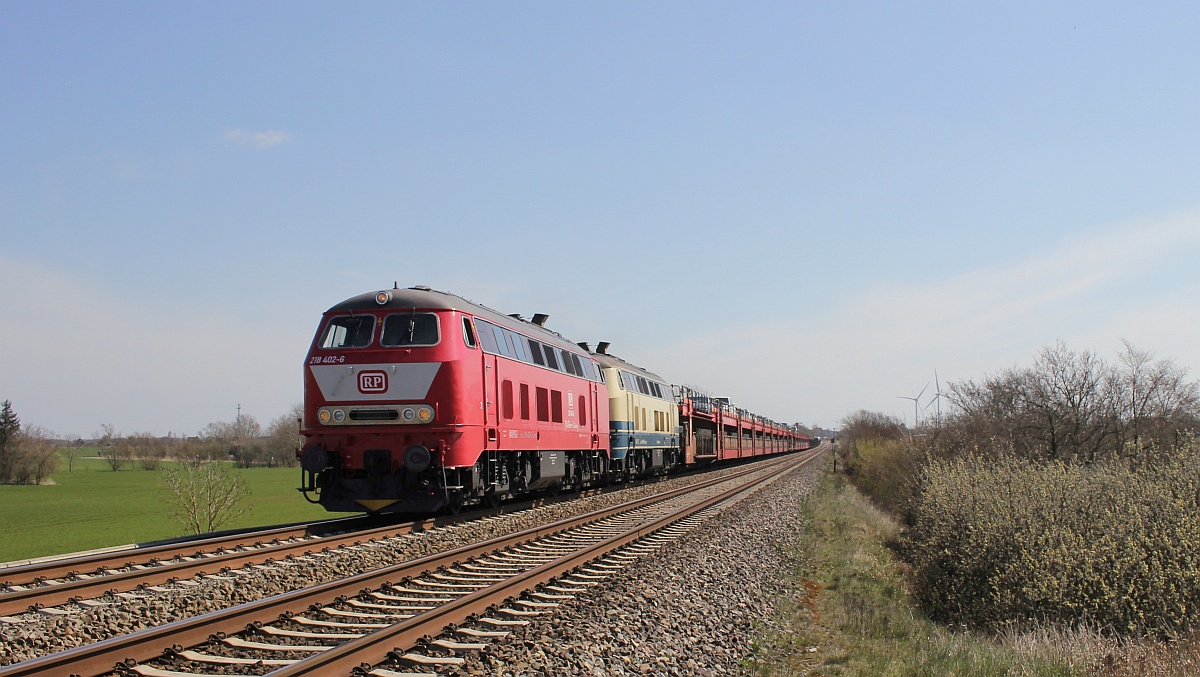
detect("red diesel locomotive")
[298,286,809,514]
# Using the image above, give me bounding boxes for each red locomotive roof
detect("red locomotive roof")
[327,286,588,355]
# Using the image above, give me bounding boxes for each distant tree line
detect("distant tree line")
[95,405,304,471]
[0,401,304,484]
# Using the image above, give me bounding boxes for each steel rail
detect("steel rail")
[0,458,752,616]
[269,450,818,676]
[0,451,817,677]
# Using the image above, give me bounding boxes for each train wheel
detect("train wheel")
[444,493,464,515]
[483,490,501,509]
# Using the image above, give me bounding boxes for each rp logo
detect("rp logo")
[358,370,388,394]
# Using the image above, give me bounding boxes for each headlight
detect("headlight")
[402,407,416,421]
[318,409,332,424]
[417,406,433,422]
[332,409,346,422]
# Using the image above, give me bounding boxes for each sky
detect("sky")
[1,2,1198,437]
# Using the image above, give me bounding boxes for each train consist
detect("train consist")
[298,286,812,513]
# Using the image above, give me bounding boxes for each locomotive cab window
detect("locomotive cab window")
[380,313,440,346]
[320,315,375,349]
[462,317,477,348]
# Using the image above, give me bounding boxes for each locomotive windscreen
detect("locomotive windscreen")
[320,316,374,348]
[381,313,440,346]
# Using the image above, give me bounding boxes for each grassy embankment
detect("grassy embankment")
[0,451,346,563]
[749,466,1200,676]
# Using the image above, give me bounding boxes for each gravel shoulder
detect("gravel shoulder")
[450,456,824,676]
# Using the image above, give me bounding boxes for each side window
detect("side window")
[579,395,587,426]
[536,387,550,422]
[528,339,546,366]
[569,353,584,378]
[462,317,477,348]
[492,326,512,357]
[505,331,523,361]
[520,384,530,420]
[476,320,499,353]
[551,390,563,423]
[501,380,514,420]
[543,345,560,371]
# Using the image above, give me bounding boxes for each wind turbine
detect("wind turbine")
[923,370,944,427]
[898,381,929,428]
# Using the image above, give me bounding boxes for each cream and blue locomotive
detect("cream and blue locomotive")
[590,343,680,480]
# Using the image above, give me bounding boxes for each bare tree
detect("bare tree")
[261,404,304,468]
[103,439,133,471]
[129,432,167,470]
[1023,343,1119,462]
[95,423,131,471]
[9,426,60,485]
[945,342,1199,463]
[61,437,85,473]
[1117,340,1200,454]
[97,423,115,448]
[202,416,263,466]
[160,457,251,534]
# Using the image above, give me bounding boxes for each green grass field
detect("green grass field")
[0,452,353,563]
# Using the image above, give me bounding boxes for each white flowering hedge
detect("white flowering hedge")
[906,447,1200,637]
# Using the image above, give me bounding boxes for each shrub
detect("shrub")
[846,437,925,517]
[906,447,1200,637]
[0,426,61,485]
[160,459,250,534]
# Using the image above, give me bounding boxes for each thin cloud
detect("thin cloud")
[641,207,1200,428]
[223,128,291,149]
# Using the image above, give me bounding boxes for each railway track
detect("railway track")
[0,448,822,677]
[0,466,724,618]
